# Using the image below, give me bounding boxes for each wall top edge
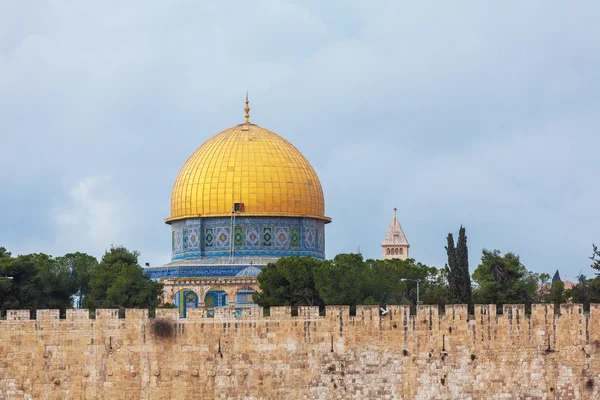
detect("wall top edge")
[1,304,598,322]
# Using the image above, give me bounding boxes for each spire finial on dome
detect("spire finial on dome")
[244,91,250,123]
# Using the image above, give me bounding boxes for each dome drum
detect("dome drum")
[170,216,325,262]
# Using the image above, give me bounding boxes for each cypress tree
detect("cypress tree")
[445,226,472,305]
[455,226,472,305]
[552,270,561,282]
[445,233,458,302]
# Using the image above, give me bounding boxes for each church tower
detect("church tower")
[381,208,410,260]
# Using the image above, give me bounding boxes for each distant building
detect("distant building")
[381,209,410,260]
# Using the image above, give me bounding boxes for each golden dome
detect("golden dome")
[167,122,330,224]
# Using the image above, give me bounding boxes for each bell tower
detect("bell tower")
[381,208,410,260]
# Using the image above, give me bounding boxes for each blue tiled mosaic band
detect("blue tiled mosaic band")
[170,216,326,261]
[146,265,250,280]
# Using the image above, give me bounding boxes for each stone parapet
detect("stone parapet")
[1,304,600,399]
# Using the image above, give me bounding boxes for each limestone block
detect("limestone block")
[186,308,207,320]
[270,306,291,319]
[325,306,350,320]
[298,306,319,319]
[355,305,380,329]
[6,310,30,321]
[37,309,60,321]
[66,309,90,320]
[155,309,179,320]
[240,307,263,319]
[590,304,600,343]
[96,309,119,320]
[214,307,234,320]
[125,309,148,320]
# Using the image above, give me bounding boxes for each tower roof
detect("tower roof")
[381,209,409,247]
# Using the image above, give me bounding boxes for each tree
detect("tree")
[591,244,600,272]
[0,249,77,311]
[536,271,566,304]
[548,280,566,304]
[570,273,600,309]
[254,254,448,309]
[32,253,77,309]
[55,252,97,308]
[445,226,472,305]
[253,256,324,307]
[365,258,448,307]
[472,249,538,308]
[314,254,365,306]
[552,270,561,282]
[85,246,162,309]
[537,273,551,301]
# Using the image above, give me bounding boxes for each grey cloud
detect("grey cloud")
[0,1,598,280]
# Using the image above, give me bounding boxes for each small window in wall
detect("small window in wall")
[394,248,398,255]
[387,248,390,255]
[399,248,403,255]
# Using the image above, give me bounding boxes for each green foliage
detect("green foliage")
[254,254,447,309]
[0,248,82,311]
[366,258,446,306]
[253,256,324,307]
[445,226,471,305]
[536,272,566,304]
[314,254,365,306]
[570,274,600,307]
[591,244,600,272]
[472,249,538,307]
[85,246,162,310]
[548,280,566,304]
[55,252,98,308]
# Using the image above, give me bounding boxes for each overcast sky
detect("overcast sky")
[1,1,599,280]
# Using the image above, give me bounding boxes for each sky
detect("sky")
[1,1,599,280]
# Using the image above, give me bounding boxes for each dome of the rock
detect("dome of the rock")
[146,96,331,317]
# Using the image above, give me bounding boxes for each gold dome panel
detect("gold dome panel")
[167,123,330,223]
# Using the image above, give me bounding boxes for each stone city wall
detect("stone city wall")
[1,304,600,399]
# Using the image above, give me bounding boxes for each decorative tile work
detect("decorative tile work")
[172,217,325,261]
[305,228,316,249]
[290,227,300,247]
[318,228,324,251]
[245,227,260,247]
[147,265,248,279]
[275,227,290,247]
[205,228,214,248]
[234,226,244,247]
[262,227,272,246]
[215,227,231,247]
[173,229,183,251]
[188,227,200,249]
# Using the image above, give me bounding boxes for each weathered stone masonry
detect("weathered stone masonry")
[1,304,600,399]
